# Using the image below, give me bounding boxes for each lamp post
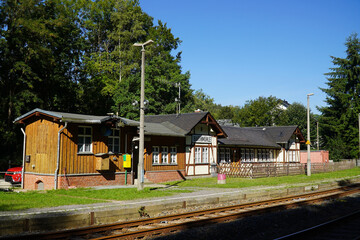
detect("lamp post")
[133,40,153,190]
[307,93,314,176]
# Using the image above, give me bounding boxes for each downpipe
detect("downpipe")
[20,128,26,189]
[54,122,68,190]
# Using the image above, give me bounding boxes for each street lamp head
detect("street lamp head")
[143,40,154,46]
[307,93,314,96]
[133,40,154,48]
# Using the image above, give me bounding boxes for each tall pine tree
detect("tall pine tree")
[319,34,360,160]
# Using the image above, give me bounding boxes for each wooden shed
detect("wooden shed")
[14,109,139,190]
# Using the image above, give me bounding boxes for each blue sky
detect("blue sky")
[140,0,360,114]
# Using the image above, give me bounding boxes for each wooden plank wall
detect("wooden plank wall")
[25,116,60,174]
[60,124,137,175]
[144,136,185,171]
[24,116,137,175]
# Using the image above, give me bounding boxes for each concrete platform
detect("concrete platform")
[0,179,12,190]
[1,177,360,237]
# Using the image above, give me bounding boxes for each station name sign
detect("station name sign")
[192,135,212,144]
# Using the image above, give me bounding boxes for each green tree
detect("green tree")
[191,89,221,115]
[79,0,193,118]
[319,33,360,160]
[0,0,84,168]
[236,96,284,127]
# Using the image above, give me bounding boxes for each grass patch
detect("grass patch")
[1,168,359,212]
[166,167,360,188]
[0,187,192,211]
[47,187,192,201]
[0,191,104,211]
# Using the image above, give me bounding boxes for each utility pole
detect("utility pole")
[317,121,319,151]
[133,40,153,190]
[307,93,314,176]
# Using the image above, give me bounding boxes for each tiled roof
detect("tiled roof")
[144,112,209,135]
[219,125,303,148]
[218,126,281,148]
[258,126,300,143]
[143,122,186,136]
[14,108,139,126]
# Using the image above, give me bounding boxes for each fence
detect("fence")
[217,159,358,179]
[311,160,357,174]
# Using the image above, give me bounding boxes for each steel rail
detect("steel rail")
[9,185,360,240]
[274,209,360,240]
[93,187,360,240]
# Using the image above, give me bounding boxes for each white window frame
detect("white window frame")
[250,149,255,162]
[202,147,209,163]
[241,149,245,162]
[195,147,202,163]
[78,126,92,153]
[170,147,177,164]
[161,146,169,164]
[219,148,225,162]
[152,146,159,164]
[108,128,121,153]
[225,148,230,162]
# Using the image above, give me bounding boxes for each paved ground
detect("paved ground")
[0,179,12,189]
[1,177,358,219]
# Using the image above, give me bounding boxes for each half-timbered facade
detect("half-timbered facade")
[143,112,227,182]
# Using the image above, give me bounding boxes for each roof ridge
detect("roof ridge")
[145,111,209,118]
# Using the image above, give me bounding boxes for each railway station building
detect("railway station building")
[14,109,304,190]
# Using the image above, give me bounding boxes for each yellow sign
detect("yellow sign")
[123,154,131,168]
[306,140,310,145]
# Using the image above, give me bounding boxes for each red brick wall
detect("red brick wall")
[23,172,132,190]
[300,150,329,163]
[145,170,186,183]
[23,173,55,190]
[58,173,131,189]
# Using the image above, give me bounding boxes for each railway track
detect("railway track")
[275,209,360,240]
[7,185,360,240]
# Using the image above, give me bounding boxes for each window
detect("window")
[266,149,270,161]
[202,147,208,163]
[225,148,230,162]
[170,147,177,164]
[219,148,225,162]
[78,126,92,153]
[257,149,273,162]
[108,129,121,153]
[152,146,159,164]
[250,149,255,162]
[288,150,297,162]
[245,149,250,161]
[195,147,201,163]
[195,147,209,164]
[241,148,254,162]
[161,146,168,164]
[241,149,245,161]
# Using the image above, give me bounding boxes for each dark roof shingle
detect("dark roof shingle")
[145,112,209,135]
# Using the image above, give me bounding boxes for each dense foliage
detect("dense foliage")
[0,0,193,168]
[319,34,360,160]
